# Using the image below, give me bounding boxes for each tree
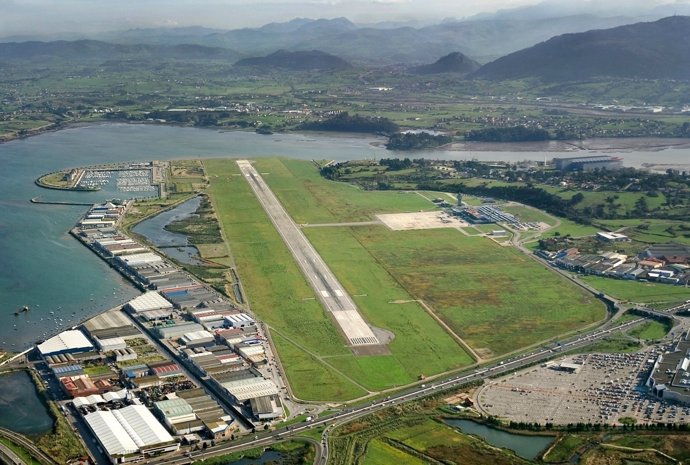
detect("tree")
[633,196,649,215]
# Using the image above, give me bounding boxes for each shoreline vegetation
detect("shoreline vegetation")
[6,120,690,156]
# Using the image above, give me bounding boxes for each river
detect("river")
[2,123,690,349]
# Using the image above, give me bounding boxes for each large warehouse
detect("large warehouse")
[83,405,178,464]
[37,330,94,357]
[83,309,140,340]
[126,292,173,314]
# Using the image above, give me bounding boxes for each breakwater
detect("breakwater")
[30,197,93,206]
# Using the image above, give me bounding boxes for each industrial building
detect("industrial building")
[178,389,235,439]
[154,397,202,435]
[596,231,630,242]
[224,313,256,329]
[95,336,127,352]
[149,361,183,378]
[249,396,283,421]
[154,391,234,438]
[83,310,140,340]
[647,333,690,404]
[215,371,280,403]
[179,330,215,348]
[117,252,164,268]
[155,322,204,340]
[553,155,623,171]
[38,330,94,357]
[125,292,174,317]
[61,374,112,398]
[114,348,138,363]
[82,405,178,464]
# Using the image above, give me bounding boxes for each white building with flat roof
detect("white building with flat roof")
[38,330,94,357]
[224,313,256,328]
[219,377,280,402]
[83,405,178,464]
[126,292,173,314]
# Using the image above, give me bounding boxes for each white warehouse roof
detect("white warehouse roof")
[37,330,94,356]
[118,253,163,267]
[224,313,255,326]
[84,405,174,458]
[127,292,173,313]
[96,336,127,351]
[181,330,214,343]
[221,377,279,401]
[83,410,139,457]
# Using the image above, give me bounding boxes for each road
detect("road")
[236,160,380,347]
[0,427,57,465]
[140,315,646,465]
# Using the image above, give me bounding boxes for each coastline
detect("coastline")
[3,120,690,154]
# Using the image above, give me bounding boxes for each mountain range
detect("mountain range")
[1,15,652,64]
[234,50,351,71]
[473,16,690,81]
[0,39,240,61]
[2,15,690,83]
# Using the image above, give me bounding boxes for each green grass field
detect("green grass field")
[256,158,605,357]
[205,157,609,398]
[205,159,469,399]
[205,159,365,401]
[628,319,673,341]
[305,226,474,387]
[346,227,604,356]
[253,158,436,223]
[362,439,428,465]
[580,275,690,308]
[596,219,690,245]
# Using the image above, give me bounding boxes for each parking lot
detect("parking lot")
[476,347,690,425]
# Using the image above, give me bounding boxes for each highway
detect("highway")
[144,315,646,465]
[236,160,380,347]
[0,427,57,465]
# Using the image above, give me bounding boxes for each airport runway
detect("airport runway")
[237,160,380,347]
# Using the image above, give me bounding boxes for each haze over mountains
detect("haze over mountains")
[2,13,690,83]
[0,12,680,64]
[413,52,481,75]
[473,16,690,81]
[234,50,351,71]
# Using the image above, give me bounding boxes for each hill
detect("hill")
[413,52,480,74]
[234,49,351,70]
[0,39,240,61]
[473,16,690,81]
[30,15,648,65]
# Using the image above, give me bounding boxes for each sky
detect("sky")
[0,0,688,37]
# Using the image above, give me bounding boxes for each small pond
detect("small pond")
[0,370,54,435]
[445,419,554,460]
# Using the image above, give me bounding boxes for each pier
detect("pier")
[30,197,93,206]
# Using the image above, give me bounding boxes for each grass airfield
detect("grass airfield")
[205,157,606,401]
